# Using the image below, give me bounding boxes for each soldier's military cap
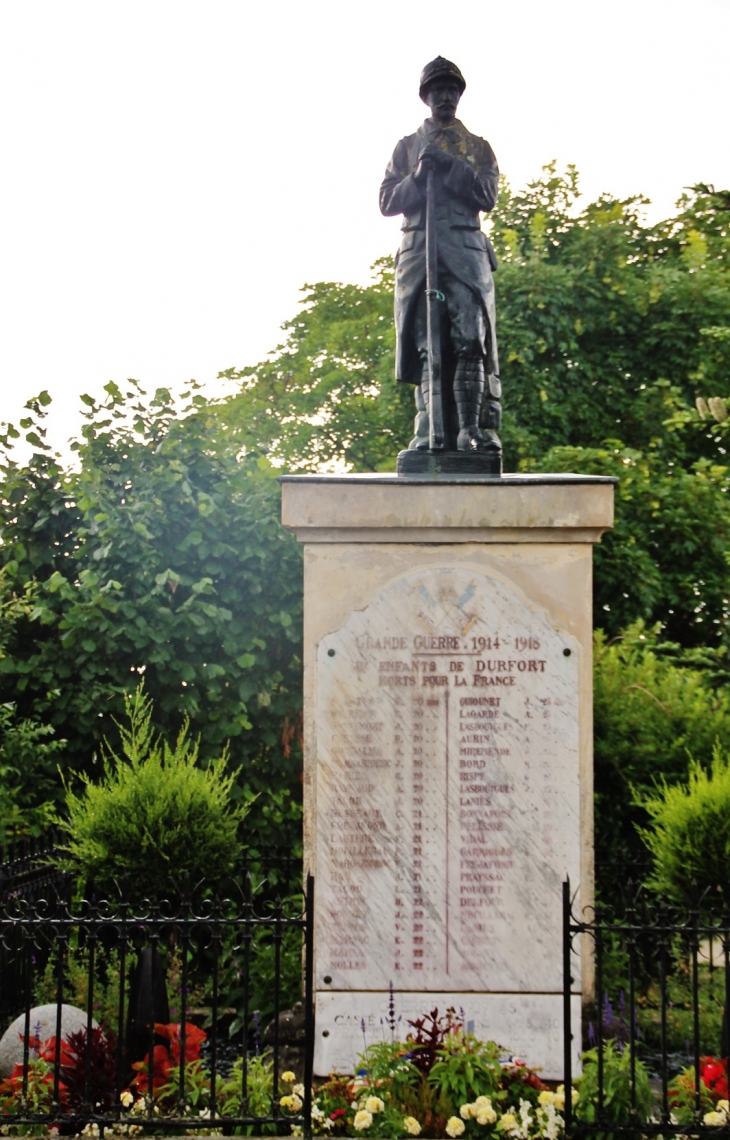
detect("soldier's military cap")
[418,56,466,102]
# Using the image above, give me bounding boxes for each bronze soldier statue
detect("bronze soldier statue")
[380,57,502,474]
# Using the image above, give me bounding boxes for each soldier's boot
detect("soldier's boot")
[408,367,431,451]
[454,359,490,452]
[480,372,503,453]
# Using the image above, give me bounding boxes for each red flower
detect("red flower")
[131,1045,173,1093]
[700,1058,729,1099]
[154,1022,206,1064]
[131,1023,207,1094]
[331,1108,346,1120]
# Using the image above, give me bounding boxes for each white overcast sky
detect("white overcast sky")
[1,0,729,454]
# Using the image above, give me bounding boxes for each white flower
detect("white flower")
[403,1117,422,1136]
[446,1118,466,1138]
[293,1084,305,1098]
[500,1113,519,1135]
[120,1091,134,1109]
[460,1104,473,1120]
[705,1112,726,1127]
[476,1109,497,1126]
[365,1096,385,1114]
[354,1110,373,1130]
[537,1102,562,1140]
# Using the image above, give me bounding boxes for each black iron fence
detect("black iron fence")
[564,879,730,1137]
[0,821,304,906]
[0,829,68,905]
[0,875,314,1136]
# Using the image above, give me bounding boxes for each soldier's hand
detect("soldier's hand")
[414,145,452,187]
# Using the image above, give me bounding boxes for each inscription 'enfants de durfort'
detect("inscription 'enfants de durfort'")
[361,633,547,687]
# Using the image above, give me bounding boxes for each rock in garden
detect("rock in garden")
[263,1002,306,1078]
[0,1004,98,1078]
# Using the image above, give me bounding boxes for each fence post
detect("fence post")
[303,873,315,1140]
[563,879,573,1134]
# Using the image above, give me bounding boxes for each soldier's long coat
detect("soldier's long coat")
[379,118,500,385]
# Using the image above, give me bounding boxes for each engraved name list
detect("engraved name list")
[316,566,580,998]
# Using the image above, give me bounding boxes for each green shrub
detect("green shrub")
[592,621,730,888]
[58,686,250,901]
[639,742,730,902]
[576,1041,653,1137]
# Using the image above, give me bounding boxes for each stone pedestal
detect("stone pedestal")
[280,473,615,1080]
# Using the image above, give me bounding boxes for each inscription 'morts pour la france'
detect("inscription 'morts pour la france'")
[316,567,580,996]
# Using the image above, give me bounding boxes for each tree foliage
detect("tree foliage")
[0,382,303,836]
[219,259,409,472]
[220,167,730,476]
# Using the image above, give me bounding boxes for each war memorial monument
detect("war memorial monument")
[280,58,616,1079]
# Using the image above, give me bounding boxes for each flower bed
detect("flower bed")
[281,1009,576,1140]
[4,1004,730,1137]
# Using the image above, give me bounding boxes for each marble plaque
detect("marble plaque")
[314,565,581,1069]
[314,991,582,1082]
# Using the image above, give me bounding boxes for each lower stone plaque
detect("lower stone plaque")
[314,992,582,1080]
[314,564,582,1075]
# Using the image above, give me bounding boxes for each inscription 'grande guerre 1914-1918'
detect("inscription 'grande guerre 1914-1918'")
[314,566,581,1045]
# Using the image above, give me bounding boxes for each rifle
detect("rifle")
[425,165,445,450]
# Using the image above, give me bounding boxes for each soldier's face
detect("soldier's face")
[424,80,461,122]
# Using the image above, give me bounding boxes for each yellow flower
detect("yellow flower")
[354,1110,373,1131]
[459,1104,473,1120]
[538,1091,555,1107]
[446,1118,466,1138]
[705,1112,726,1127]
[553,1084,576,1112]
[282,1071,296,1083]
[500,1113,518,1134]
[718,1101,730,1115]
[403,1118,422,1136]
[365,1096,385,1114]
[280,1096,293,1109]
[471,1097,496,1124]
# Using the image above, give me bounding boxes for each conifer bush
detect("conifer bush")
[59,687,250,902]
[639,742,730,902]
